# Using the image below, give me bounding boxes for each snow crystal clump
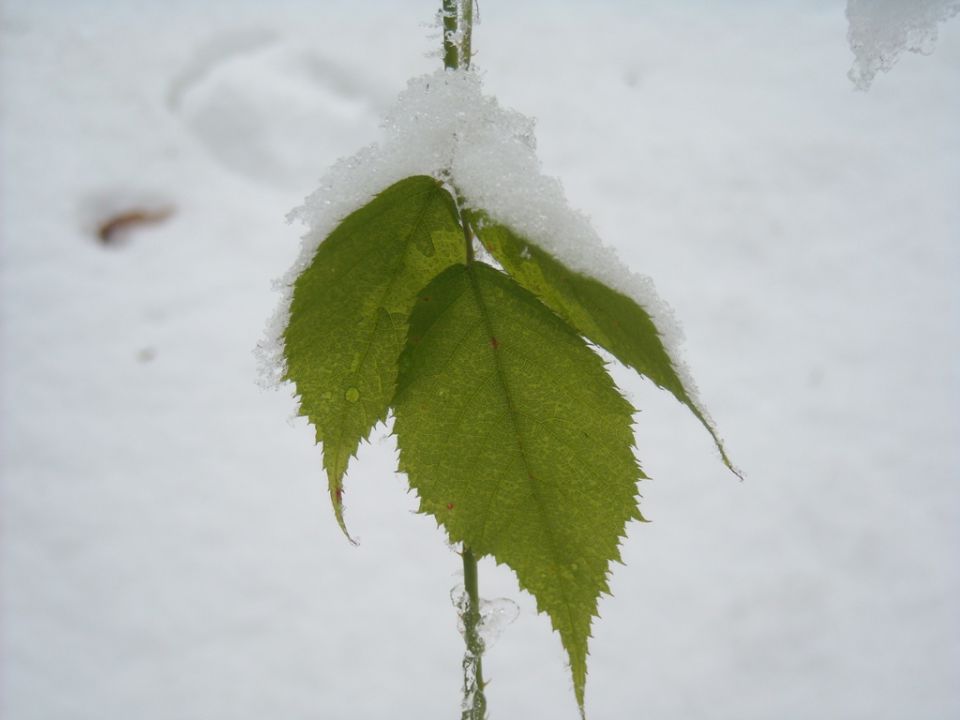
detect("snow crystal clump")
[258,69,689,397]
[847,0,960,90]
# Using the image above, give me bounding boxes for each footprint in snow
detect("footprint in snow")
[168,29,390,190]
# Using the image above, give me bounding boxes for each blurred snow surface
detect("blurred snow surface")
[1,1,958,719]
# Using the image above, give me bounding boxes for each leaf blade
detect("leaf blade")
[394,262,644,712]
[283,176,465,538]
[471,217,740,478]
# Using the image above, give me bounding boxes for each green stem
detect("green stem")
[462,210,475,263]
[442,0,474,70]
[443,5,483,713]
[461,0,474,70]
[442,0,459,69]
[461,547,487,720]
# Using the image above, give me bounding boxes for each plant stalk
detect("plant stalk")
[461,547,487,720]
[461,0,473,70]
[462,209,475,263]
[442,0,474,70]
[443,3,483,715]
[442,0,459,69]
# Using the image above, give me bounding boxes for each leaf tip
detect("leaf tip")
[329,482,359,546]
[574,681,587,720]
[688,403,744,482]
[717,442,746,482]
[716,442,745,482]
[324,449,359,546]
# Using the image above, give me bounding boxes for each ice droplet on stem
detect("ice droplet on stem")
[451,584,520,650]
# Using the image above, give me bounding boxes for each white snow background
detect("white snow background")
[2,1,958,719]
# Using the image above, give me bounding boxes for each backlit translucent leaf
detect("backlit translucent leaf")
[283,176,465,538]
[471,217,740,478]
[393,262,644,713]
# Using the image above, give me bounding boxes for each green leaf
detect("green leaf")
[393,262,644,713]
[283,176,465,539]
[469,216,741,479]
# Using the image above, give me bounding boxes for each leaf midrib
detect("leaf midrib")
[465,265,580,646]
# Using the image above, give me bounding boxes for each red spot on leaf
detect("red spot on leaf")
[489,337,500,350]
[335,486,344,504]
[446,502,455,510]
